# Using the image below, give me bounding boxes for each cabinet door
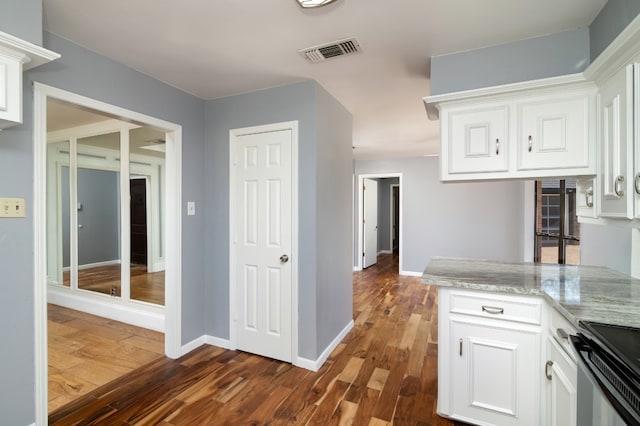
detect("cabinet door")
[598,64,634,219]
[576,177,597,219]
[0,52,21,127]
[517,92,593,171]
[546,336,577,426]
[451,320,539,426]
[443,104,509,175]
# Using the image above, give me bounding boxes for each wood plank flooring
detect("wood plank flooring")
[49,254,463,425]
[48,305,165,412]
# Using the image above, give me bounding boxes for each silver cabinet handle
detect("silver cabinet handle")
[481,305,504,315]
[280,254,289,263]
[585,188,593,208]
[635,173,640,195]
[614,175,625,197]
[459,338,463,356]
[528,135,532,153]
[556,328,569,340]
[495,138,500,156]
[545,360,554,380]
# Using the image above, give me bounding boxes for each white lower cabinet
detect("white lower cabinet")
[450,320,540,425]
[438,288,541,425]
[545,336,577,426]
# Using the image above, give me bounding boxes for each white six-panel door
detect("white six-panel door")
[363,178,378,268]
[232,126,293,362]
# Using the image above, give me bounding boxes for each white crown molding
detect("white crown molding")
[423,73,589,120]
[0,30,60,69]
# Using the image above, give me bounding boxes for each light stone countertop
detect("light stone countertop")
[422,257,640,329]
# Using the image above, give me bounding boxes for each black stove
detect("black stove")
[572,321,640,425]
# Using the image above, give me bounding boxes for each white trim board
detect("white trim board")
[33,83,183,426]
[400,270,423,277]
[181,335,232,355]
[356,173,403,272]
[295,320,354,372]
[48,287,165,331]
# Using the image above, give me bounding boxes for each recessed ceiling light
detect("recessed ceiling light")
[296,0,338,8]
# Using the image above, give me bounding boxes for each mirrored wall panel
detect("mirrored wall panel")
[129,126,166,305]
[46,98,166,307]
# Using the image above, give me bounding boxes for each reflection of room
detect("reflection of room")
[46,100,166,307]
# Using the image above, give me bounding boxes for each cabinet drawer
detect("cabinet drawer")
[449,291,542,325]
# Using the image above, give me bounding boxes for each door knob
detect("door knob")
[280,254,289,263]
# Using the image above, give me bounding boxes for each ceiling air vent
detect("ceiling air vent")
[299,37,361,64]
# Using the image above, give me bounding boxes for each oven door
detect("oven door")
[572,334,638,426]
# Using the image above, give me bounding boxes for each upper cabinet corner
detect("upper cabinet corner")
[426,76,597,182]
[0,30,60,129]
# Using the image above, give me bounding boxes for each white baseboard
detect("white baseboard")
[180,324,354,372]
[204,335,231,349]
[181,334,231,356]
[377,250,392,255]
[353,266,362,272]
[295,320,354,372]
[78,259,121,270]
[400,270,422,277]
[48,286,164,331]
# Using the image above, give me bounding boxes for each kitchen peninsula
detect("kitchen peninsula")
[423,256,640,426]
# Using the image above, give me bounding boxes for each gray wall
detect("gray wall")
[0,32,206,424]
[590,0,640,61]
[61,167,121,267]
[355,157,525,273]
[377,177,399,253]
[204,80,353,360]
[430,29,590,95]
[0,0,42,46]
[314,83,353,358]
[580,223,632,275]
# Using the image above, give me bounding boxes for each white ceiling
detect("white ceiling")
[42,0,607,160]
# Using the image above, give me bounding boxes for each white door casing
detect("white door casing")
[363,178,378,268]
[230,122,298,363]
[33,83,183,426]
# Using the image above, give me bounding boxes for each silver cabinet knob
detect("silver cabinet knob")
[585,188,593,208]
[280,254,289,263]
[545,360,554,380]
[614,175,625,197]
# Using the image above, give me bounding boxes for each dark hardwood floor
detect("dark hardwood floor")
[49,254,462,425]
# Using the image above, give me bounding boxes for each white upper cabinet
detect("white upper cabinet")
[597,64,634,219]
[443,103,509,174]
[0,31,60,129]
[427,77,597,182]
[517,91,593,171]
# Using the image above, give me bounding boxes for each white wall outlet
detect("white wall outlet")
[187,201,195,216]
[0,198,26,218]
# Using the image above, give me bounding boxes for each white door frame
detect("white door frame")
[356,173,403,272]
[228,120,299,365]
[33,83,183,425]
[390,183,400,254]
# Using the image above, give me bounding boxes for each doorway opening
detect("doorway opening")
[356,173,402,272]
[534,179,580,265]
[34,83,183,423]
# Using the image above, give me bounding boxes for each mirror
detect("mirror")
[77,132,122,296]
[46,98,166,306]
[129,126,166,305]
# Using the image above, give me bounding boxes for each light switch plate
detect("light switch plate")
[187,201,195,216]
[0,198,26,218]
